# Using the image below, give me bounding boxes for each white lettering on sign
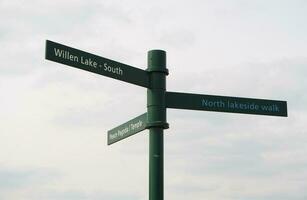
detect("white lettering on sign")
[102,63,123,76]
[130,120,143,130]
[81,56,97,68]
[109,132,118,140]
[117,127,129,137]
[109,120,144,141]
[54,48,78,62]
[53,48,124,76]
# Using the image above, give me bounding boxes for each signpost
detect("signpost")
[108,113,147,145]
[166,91,287,117]
[45,40,288,200]
[45,40,149,88]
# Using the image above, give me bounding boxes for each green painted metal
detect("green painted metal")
[166,91,288,117]
[45,40,289,200]
[147,50,168,200]
[107,113,147,145]
[45,40,149,88]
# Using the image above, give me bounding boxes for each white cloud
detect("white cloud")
[1,0,307,199]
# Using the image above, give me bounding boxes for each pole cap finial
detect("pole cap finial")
[147,50,168,74]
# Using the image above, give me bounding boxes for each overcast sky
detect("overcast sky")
[1,0,307,199]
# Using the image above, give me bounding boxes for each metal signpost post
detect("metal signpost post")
[147,50,169,200]
[45,40,288,200]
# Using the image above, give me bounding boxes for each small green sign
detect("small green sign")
[108,113,148,145]
[166,92,287,117]
[45,40,149,88]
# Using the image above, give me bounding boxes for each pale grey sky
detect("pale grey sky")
[1,0,307,199]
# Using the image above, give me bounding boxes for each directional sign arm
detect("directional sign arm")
[166,91,287,117]
[108,113,148,145]
[45,40,149,88]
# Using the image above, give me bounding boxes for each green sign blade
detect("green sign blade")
[166,91,288,117]
[45,40,149,88]
[108,113,148,145]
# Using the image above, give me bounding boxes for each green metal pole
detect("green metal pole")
[147,50,169,200]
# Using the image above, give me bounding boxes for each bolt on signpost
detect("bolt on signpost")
[45,40,288,200]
